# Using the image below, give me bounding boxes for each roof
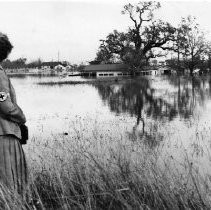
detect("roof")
[83,64,128,72]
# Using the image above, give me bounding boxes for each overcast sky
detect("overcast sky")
[0,0,211,64]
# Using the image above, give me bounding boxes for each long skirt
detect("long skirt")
[0,135,28,197]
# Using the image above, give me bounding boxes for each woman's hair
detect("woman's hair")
[0,33,13,62]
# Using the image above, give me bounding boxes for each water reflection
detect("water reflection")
[93,76,211,147]
[168,76,211,118]
[95,76,211,122]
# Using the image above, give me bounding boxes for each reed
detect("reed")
[2,119,211,209]
[23,124,211,210]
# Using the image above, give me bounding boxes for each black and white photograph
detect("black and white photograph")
[0,0,211,209]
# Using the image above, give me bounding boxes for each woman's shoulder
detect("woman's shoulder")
[0,65,6,72]
[0,67,8,82]
[0,66,7,74]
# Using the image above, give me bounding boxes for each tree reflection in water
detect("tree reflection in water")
[93,76,211,148]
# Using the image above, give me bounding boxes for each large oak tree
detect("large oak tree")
[93,1,176,70]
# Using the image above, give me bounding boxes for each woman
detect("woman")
[0,32,27,199]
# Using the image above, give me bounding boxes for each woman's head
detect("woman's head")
[0,32,13,62]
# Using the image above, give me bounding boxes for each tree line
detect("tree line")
[91,1,211,75]
[1,58,42,69]
[1,58,86,71]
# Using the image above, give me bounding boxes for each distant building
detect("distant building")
[54,64,66,71]
[41,62,66,69]
[83,63,163,77]
[157,67,171,75]
[65,65,72,71]
[83,64,129,77]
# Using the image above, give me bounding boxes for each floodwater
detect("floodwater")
[10,74,211,173]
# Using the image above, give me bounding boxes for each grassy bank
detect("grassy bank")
[23,129,211,209]
[1,123,211,210]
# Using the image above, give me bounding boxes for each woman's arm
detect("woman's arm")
[0,70,26,124]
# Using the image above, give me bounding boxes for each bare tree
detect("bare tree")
[177,16,207,75]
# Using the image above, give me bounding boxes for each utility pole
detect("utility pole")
[58,51,60,62]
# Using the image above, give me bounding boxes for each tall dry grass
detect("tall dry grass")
[24,122,211,210]
[1,120,211,210]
